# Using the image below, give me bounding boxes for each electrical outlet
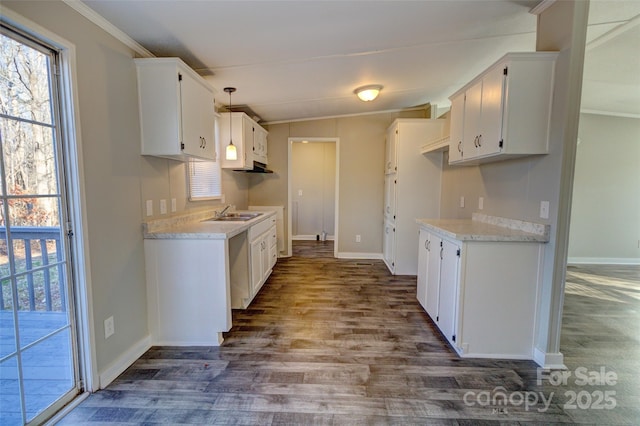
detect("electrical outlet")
[298,189,303,197]
[459,196,465,208]
[104,316,114,339]
[356,234,361,243]
[478,197,484,210]
[159,199,167,215]
[145,200,153,217]
[540,201,550,219]
[171,198,177,213]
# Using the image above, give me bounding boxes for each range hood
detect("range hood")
[234,161,274,173]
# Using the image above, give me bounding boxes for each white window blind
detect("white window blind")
[188,160,221,200]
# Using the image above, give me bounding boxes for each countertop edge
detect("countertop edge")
[416,216,550,243]
[143,210,276,240]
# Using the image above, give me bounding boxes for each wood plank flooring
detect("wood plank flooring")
[58,242,639,425]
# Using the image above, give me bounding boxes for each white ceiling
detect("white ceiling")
[79,0,640,123]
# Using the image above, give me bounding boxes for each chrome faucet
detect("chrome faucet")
[216,205,232,218]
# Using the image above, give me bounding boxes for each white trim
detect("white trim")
[530,0,556,16]
[336,252,384,260]
[1,5,99,392]
[287,137,340,258]
[62,0,154,58]
[586,13,640,52]
[292,235,335,241]
[533,347,566,370]
[580,109,640,119]
[152,335,225,348]
[265,106,426,125]
[567,257,640,265]
[99,335,152,389]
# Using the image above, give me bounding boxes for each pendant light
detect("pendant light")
[224,87,237,161]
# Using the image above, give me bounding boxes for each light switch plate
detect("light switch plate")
[171,198,177,212]
[159,199,167,215]
[540,201,550,219]
[459,196,465,208]
[145,200,153,217]
[478,197,484,210]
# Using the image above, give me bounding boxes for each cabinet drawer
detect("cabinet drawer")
[249,215,276,240]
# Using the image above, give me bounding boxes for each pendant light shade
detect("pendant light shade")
[224,87,237,161]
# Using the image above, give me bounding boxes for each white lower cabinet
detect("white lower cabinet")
[238,215,277,308]
[417,227,543,359]
[144,238,231,346]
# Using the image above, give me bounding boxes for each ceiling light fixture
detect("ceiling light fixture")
[224,87,237,161]
[354,84,383,102]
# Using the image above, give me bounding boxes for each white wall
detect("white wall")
[568,113,640,264]
[291,142,336,238]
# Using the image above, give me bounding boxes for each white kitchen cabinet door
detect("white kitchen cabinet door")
[383,219,396,273]
[180,70,216,159]
[477,63,505,158]
[416,230,429,309]
[448,94,465,163]
[425,234,441,321]
[385,124,398,174]
[250,237,263,294]
[461,80,482,160]
[383,174,396,221]
[437,238,461,347]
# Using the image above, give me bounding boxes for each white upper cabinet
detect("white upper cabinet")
[220,112,268,169]
[135,58,217,161]
[448,52,558,165]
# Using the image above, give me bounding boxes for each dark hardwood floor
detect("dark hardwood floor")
[58,242,639,425]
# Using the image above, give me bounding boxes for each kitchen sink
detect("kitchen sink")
[204,212,263,222]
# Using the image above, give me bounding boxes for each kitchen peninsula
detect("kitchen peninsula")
[416,213,550,361]
[142,208,277,346]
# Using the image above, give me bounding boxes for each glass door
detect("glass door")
[0,27,79,425]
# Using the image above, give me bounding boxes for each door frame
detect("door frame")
[1,7,98,398]
[287,137,340,258]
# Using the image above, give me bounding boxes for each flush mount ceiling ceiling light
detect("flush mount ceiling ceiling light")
[224,87,237,161]
[354,84,383,102]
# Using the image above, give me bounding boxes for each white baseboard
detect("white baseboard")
[533,347,566,370]
[99,335,151,389]
[152,333,225,347]
[293,235,335,241]
[337,252,383,260]
[567,257,640,265]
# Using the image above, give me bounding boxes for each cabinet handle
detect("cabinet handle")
[474,135,478,148]
[386,206,390,214]
[425,240,430,251]
[477,134,482,147]
[440,247,443,260]
[457,141,462,153]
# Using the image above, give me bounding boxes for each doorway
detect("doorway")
[287,138,339,258]
[0,24,84,425]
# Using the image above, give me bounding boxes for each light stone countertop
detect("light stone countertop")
[143,209,276,240]
[416,213,550,243]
